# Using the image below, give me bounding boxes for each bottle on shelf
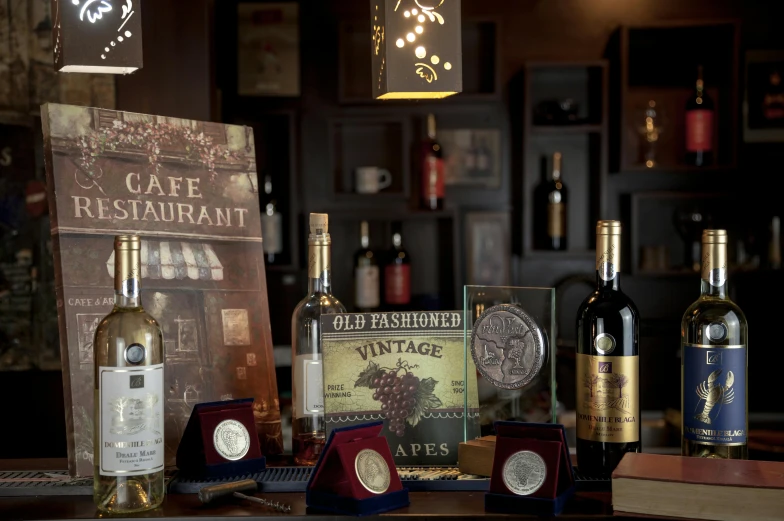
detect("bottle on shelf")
[685,65,715,167]
[681,230,748,459]
[384,222,411,310]
[576,221,640,478]
[769,216,781,269]
[354,220,380,312]
[93,235,165,513]
[261,174,283,265]
[420,113,444,211]
[533,151,568,251]
[291,213,346,466]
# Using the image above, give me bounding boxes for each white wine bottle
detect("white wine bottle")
[291,214,345,465]
[93,235,165,512]
[681,230,748,459]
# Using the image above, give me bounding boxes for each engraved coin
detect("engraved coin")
[354,449,390,494]
[470,304,546,390]
[594,333,615,355]
[502,450,547,496]
[599,261,616,282]
[213,419,250,461]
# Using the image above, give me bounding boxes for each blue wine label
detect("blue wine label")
[683,344,746,445]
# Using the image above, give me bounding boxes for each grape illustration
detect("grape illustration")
[355,358,444,439]
[370,368,421,437]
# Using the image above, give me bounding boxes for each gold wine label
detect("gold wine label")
[576,353,639,443]
[701,229,727,286]
[596,220,621,280]
[547,203,565,238]
[114,235,141,297]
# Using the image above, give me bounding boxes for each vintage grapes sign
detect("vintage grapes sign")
[321,311,479,465]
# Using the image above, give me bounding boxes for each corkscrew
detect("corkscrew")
[198,479,292,513]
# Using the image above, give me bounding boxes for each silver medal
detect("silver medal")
[502,450,547,496]
[354,449,390,494]
[213,419,250,461]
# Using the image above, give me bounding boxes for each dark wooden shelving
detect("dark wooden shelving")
[613,20,740,172]
[531,124,604,135]
[516,61,609,264]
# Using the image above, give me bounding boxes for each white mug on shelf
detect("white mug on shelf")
[355,166,392,194]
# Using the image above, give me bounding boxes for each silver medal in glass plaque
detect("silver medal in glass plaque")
[213,419,250,461]
[354,449,391,494]
[502,450,547,496]
[470,304,546,389]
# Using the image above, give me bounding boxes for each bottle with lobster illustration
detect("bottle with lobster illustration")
[681,229,748,459]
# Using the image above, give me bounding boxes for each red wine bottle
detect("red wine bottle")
[384,222,411,310]
[685,65,714,166]
[420,114,444,211]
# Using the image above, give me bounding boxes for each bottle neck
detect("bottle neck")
[114,248,141,309]
[308,240,332,295]
[596,271,620,291]
[700,278,727,299]
[700,240,728,299]
[361,234,369,249]
[392,232,402,249]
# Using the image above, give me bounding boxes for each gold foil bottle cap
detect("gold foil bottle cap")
[596,220,622,236]
[309,213,329,236]
[702,229,727,244]
[114,235,141,250]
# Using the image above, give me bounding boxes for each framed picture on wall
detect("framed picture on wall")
[744,50,784,142]
[465,212,510,286]
[440,128,501,188]
[237,2,300,97]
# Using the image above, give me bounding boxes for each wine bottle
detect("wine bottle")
[475,136,491,178]
[384,222,411,309]
[421,114,444,211]
[261,174,283,264]
[291,213,345,465]
[533,152,568,251]
[685,65,715,166]
[576,221,640,477]
[354,221,380,312]
[681,229,748,459]
[93,235,165,513]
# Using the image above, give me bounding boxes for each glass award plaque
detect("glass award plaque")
[463,285,556,438]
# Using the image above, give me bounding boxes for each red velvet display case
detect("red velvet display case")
[306,422,409,516]
[485,421,575,516]
[176,399,266,479]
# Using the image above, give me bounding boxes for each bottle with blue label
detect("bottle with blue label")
[681,229,748,459]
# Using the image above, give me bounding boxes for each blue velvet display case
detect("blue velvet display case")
[485,421,575,516]
[306,422,410,516]
[176,398,266,479]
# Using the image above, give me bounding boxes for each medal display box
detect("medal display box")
[176,399,266,479]
[306,422,410,516]
[463,285,557,440]
[485,421,575,516]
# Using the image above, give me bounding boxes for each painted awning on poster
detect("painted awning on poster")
[106,240,224,281]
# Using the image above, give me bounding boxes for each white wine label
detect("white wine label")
[576,354,639,443]
[683,344,746,445]
[547,202,565,238]
[294,354,324,418]
[261,213,283,254]
[99,363,164,477]
[355,266,380,309]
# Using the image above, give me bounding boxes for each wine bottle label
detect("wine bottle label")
[422,156,445,199]
[576,354,639,443]
[98,363,164,477]
[547,203,565,238]
[261,213,283,255]
[355,265,380,309]
[384,264,411,304]
[293,354,324,419]
[686,110,713,152]
[682,344,747,445]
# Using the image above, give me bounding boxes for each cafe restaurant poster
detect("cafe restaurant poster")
[41,104,282,477]
[322,311,480,465]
